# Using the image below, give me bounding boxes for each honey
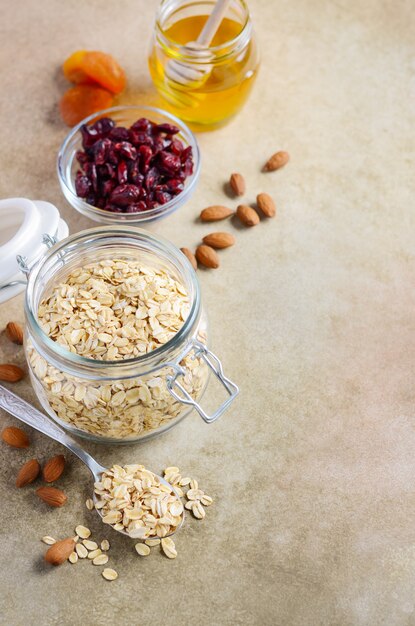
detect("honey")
[148,2,259,130]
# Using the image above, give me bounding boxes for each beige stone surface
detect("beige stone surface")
[0,0,414,624]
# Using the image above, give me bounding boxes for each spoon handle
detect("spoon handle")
[0,385,102,478]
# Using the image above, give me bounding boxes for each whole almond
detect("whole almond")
[200,206,233,222]
[202,232,236,249]
[180,247,197,271]
[45,538,75,566]
[1,426,30,448]
[43,454,66,483]
[0,364,24,383]
[229,173,245,196]
[263,151,290,172]
[16,458,41,488]
[5,322,24,345]
[36,486,67,507]
[236,205,260,227]
[256,193,276,217]
[195,245,220,269]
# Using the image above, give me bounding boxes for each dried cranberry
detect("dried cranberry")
[183,157,194,177]
[155,190,172,204]
[80,124,101,149]
[93,138,112,165]
[131,118,155,133]
[127,161,144,186]
[75,150,90,169]
[144,167,159,190]
[156,123,180,135]
[166,178,184,193]
[108,126,130,142]
[90,117,115,135]
[117,161,128,185]
[169,139,184,155]
[138,145,153,174]
[129,130,153,146]
[100,179,116,197]
[157,151,181,174]
[110,184,141,206]
[125,201,147,213]
[114,141,137,160]
[104,204,123,213]
[181,146,192,162]
[75,172,91,197]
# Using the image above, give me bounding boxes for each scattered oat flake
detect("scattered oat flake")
[190,479,198,490]
[41,536,56,545]
[75,525,91,539]
[179,477,191,486]
[101,540,110,551]
[164,467,179,475]
[102,568,118,581]
[88,549,102,560]
[93,554,109,566]
[68,551,78,564]
[82,539,98,551]
[75,543,88,559]
[192,501,206,519]
[85,498,94,510]
[161,537,177,559]
[201,495,213,506]
[135,543,151,556]
[184,501,193,510]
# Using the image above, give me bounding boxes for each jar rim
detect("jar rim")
[155,0,252,61]
[25,226,201,373]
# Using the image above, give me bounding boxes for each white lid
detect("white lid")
[0,198,69,304]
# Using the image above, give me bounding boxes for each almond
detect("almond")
[45,538,75,566]
[16,458,40,487]
[195,245,220,269]
[202,232,236,249]
[256,192,276,217]
[0,364,24,383]
[42,454,65,483]
[263,151,290,172]
[200,206,233,222]
[236,205,260,227]
[180,247,197,271]
[229,173,245,196]
[36,486,67,507]
[1,426,30,448]
[5,322,24,345]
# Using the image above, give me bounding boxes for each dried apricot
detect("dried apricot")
[62,50,126,94]
[63,50,93,84]
[59,85,114,127]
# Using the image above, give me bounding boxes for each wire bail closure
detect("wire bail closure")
[166,339,239,423]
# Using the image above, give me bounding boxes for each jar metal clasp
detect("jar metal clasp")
[166,340,239,424]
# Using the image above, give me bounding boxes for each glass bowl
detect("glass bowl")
[57,105,201,224]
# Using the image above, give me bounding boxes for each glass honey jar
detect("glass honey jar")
[148,0,260,131]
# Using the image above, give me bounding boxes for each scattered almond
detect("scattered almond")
[44,538,75,566]
[42,454,65,483]
[0,364,24,383]
[256,192,276,217]
[263,151,290,172]
[229,172,245,196]
[202,232,235,249]
[200,205,233,222]
[5,322,24,345]
[236,205,260,227]
[15,458,40,487]
[195,245,219,269]
[1,426,30,448]
[180,247,197,271]
[36,486,67,507]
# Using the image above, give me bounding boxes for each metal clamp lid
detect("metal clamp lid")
[166,339,239,423]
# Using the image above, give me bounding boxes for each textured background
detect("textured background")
[0,0,414,624]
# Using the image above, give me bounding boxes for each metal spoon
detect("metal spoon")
[0,385,183,538]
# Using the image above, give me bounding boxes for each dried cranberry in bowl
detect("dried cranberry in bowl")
[74,117,194,214]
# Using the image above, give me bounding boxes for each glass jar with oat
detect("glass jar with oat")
[23,226,238,443]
